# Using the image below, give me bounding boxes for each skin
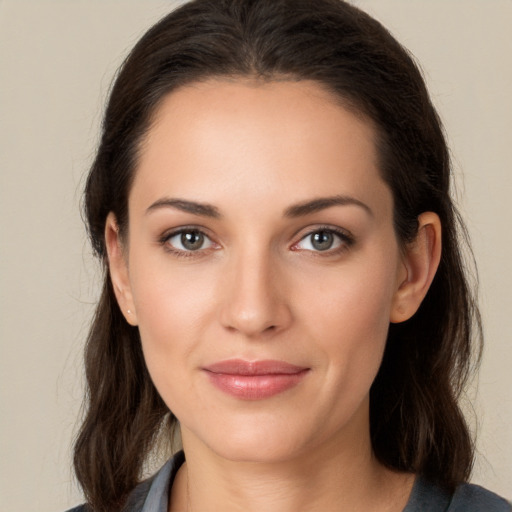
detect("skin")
[106,79,441,511]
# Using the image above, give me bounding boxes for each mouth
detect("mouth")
[202,359,310,400]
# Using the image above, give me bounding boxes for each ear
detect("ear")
[105,212,138,326]
[390,212,442,323]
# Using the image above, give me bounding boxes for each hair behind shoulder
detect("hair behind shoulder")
[75,1,482,510]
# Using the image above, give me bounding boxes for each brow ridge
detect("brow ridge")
[146,198,221,218]
[146,195,371,219]
[284,195,373,217]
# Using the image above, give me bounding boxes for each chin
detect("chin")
[210,436,306,464]
[186,413,327,465]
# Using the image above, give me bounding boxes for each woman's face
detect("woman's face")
[111,79,411,463]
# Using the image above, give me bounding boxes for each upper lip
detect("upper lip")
[203,359,308,375]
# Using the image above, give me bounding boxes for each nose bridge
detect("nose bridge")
[219,242,290,337]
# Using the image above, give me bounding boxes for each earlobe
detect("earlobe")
[390,212,442,324]
[105,213,138,326]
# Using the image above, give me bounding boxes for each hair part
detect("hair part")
[76,1,482,510]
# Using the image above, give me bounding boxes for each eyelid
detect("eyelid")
[157,224,354,257]
[158,226,219,256]
[290,225,355,253]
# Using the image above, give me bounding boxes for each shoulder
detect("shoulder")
[64,451,185,512]
[62,476,154,512]
[448,482,511,512]
[62,474,156,512]
[405,476,511,512]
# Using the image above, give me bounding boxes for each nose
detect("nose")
[218,247,292,338]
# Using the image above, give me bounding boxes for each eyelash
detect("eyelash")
[158,226,355,258]
[292,226,355,256]
[159,227,217,259]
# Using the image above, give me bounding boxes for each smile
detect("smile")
[203,359,310,400]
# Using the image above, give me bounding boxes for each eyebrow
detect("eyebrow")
[146,198,221,218]
[284,195,373,218]
[145,194,372,219]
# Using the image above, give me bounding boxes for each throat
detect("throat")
[168,453,415,512]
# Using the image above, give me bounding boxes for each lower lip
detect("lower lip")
[205,370,309,400]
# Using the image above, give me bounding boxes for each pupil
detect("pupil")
[181,231,203,250]
[312,231,333,251]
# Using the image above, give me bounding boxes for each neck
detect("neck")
[169,418,414,512]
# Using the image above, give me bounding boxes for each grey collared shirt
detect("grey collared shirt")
[67,451,511,512]
[140,458,175,512]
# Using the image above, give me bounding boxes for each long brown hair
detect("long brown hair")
[75,0,482,510]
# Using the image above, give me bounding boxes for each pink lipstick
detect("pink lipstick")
[203,359,309,400]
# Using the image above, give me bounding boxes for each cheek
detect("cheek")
[304,253,397,330]
[128,253,218,386]
[299,253,399,381]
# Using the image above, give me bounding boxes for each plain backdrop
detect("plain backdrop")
[0,1,511,510]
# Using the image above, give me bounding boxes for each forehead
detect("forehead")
[131,79,390,218]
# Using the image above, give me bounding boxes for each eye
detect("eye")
[293,228,353,253]
[163,229,215,253]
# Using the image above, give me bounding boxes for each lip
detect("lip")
[202,359,309,400]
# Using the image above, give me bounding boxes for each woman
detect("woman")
[69,0,511,510]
